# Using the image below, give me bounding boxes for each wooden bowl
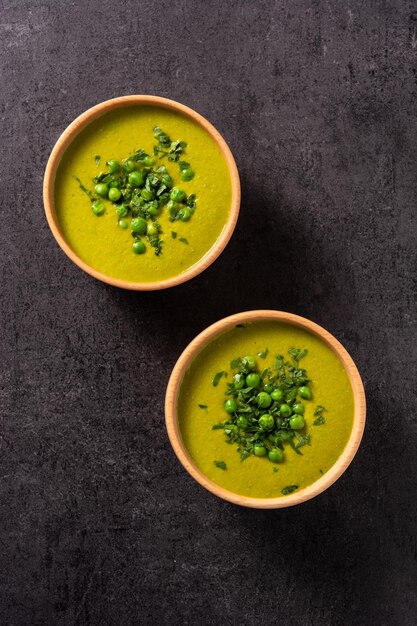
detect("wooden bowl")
[165,310,366,508]
[43,95,240,290]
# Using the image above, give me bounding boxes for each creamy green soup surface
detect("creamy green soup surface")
[54,106,232,282]
[178,321,354,498]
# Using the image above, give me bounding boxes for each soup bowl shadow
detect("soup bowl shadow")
[43,95,241,291]
[165,309,366,509]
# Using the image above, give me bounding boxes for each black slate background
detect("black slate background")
[1,1,416,624]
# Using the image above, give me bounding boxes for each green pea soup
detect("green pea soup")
[178,321,354,499]
[54,106,232,282]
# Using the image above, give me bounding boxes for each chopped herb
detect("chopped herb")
[198,404,208,410]
[282,485,298,495]
[171,231,177,239]
[235,324,246,328]
[319,469,323,474]
[313,405,327,425]
[74,176,95,201]
[288,348,308,365]
[94,155,101,166]
[214,460,227,470]
[258,348,269,359]
[212,371,226,387]
[293,433,310,450]
[212,424,224,430]
[178,237,188,244]
[273,467,279,473]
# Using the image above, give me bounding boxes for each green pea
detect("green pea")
[147,206,158,217]
[144,156,155,166]
[298,386,312,400]
[233,373,245,390]
[147,223,157,236]
[236,416,248,429]
[107,159,119,173]
[279,403,292,418]
[108,187,121,202]
[224,399,237,414]
[259,414,275,430]
[116,203,129,218]
[131,217,147,235]
[268,448,284,463]
[132,241,146,255]
[254,444,267,457]
[290,415,305,430]
[178,208,191,222]
[141,188,154,201]
[118,219,128,229]
[293,403,305,415]
[256,392,272,409]
[170,187,186,202]
[91,200,105,216]
[246,373,261,388]
[181,167,194,181]
[271,388,284,402]
[128,170,145,187]
[94,183,109,197]
[264,383,274,394]
[242,355,256,370]
[124,160,135,172]
[109,180,120,188]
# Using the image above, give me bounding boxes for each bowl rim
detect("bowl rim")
[43,95,241,291]
[165,310,366,509]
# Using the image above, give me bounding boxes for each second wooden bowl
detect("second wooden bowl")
[165,310,366,508]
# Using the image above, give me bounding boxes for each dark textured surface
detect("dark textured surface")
[1,1,416,624]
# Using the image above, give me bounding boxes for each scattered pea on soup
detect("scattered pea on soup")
[178,321,354,499]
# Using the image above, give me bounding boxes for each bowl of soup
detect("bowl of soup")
[165,310,366,508]
[44,95,240,290]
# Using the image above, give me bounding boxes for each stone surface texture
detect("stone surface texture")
[0,1,416,624]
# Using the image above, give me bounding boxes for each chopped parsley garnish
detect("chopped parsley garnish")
[153,127,195,180]
[74,176,95,201]
[198,404,208,410]
[75,127,197,257]
[212,371,226,387]
[214,461,227,470]
[171,231,177,239]
[282,485,298,495]
[313,405,327,425]
[258,348,269,359]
